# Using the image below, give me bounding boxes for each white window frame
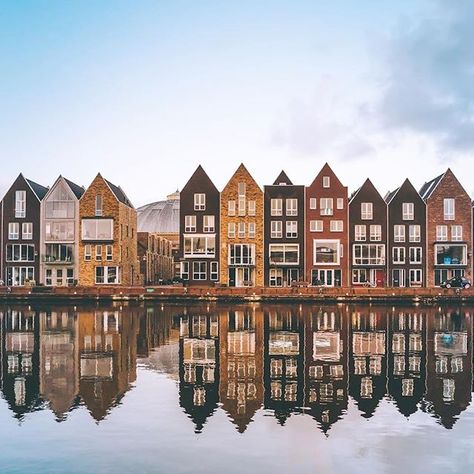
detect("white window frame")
[392,247,406,264]
[269,243,300,265]
[271,221,282,238]
[210,261,219,281]
[370,225,381,242]
[271,198,283,216]
[330,220,343,232]
[286,198,298,216]
[323,176,330,188]
[15,190,26,218]
[228,222,236,238]
[443,198,455,220]
[184,215,196,233]
[228,200,236,216]
[194,193,206,211]
[409,225,421,243]
[394,225,405,243]
[320,198,333,216]
[337,198,344,210]
[192,261,207,280]
[22,222,33,240]
[248,222,256,238]
[247,200,256,216]
[84,244,92,261]
[436,225,448,241]
[8,222,19,240]
[309,198,317,210]
[95,194,103,216]
[361,202,373,220]
[286,221,298,238]
[238,222,246,238]
[313,239,341,266]
[409,247,422,264]
[451,225,463,241]
[203,215,215,233]
[355,225,366,241]
[409,269,423,286]
[402,203,414,220]
[310,220,323,232]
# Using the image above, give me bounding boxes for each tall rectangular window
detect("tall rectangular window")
[238,222,246,238]
[194,193,206,211]
[323,176,330,188]
[402,203,414,220]
[337,198,344,209]
[370,225,381,241]
[320,198,333,216]
[15,191,26,218]
[409,247,422,264]
[228,200,236,216]
[248,222,256,238]
[193,261,207,280]
[436,225,448,241]
[271,221,282,238]
[8,223,19,240]
[22,222,33,240]
[184,215,196,232]
[361,202,373,220]
[180,261,189,280]
[247,200,256,216]
[451,225,463,241]
[409,225,421,242]
[444,198,455,220]
[210,262,219,281]
[393,247,406,264]
[238,183,246,216]
[286,198,298,216]
[309,198,317,210]
[95,245,102,261]
[106,245,113,261]
[228,222,236,238]
[95,194,103,216]
[84,244,92,261]
[271,198,283,216]
[394,225,405,243]
[286,221,298,238]
[355,225,366,241]
[203,215,215,233]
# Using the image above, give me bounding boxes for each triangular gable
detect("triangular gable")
[273,170,293,185]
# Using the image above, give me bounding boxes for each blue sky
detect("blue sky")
[1,0,473,206]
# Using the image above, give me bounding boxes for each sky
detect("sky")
[1,0,473,207]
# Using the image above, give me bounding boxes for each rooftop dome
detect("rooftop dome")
[137,191,180,233]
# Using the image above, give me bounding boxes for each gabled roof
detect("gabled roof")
[419,173,445,200]
[273,170,293,185]
[181,165,219,194]
[385,178,424,205]
[384,188,399,204]
[349,178,381,203]
[105,179,134,208]
[25,177,49,200]
[308,162,345,190]
[223,163,261,192]
[64,178,85,199]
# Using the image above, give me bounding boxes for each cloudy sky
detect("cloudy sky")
[1,0,473,206]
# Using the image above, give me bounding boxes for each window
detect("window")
[286,198,298,216]
[45,186,75,218]
[194,193,206,211]
[435,244,467,265]
[248,201,256,216]
[409,247,422,264]
[95,266,120,284]
[193,261,207,280]
[361,202,373,220]
[393,247,406,264]
[436,225,448,241]
[355,225,366,241]
[309,198,317,210]
[444,198,455,220]
[409,269,423,286]
[337,198,344,210]
[8,223,19,240]
[6,267,34,286]
[15,191,26,218]
[394,225,405,243]
[228,223,236,238]
[269,244,299,264]
[84,244,92,261]
[248,222,256,238]
[228,200,236,216]
[353,244,386,265]
[286,221,297,238]
[313,240,340,265]
[44,243,73,263]
[402,203,414,220]
[81,219,113,240]
[320,198,333,216]
[451,225,463,241]
[269,268,283,287]
[270,221,283,239]
[330,220,343,232]
[238,222,246,238]
[370,225,382,241]
[45,221,74,241]
[203,215,215,233]
[323,176,330,188]
[229,244,255,265]
[95,195,103,216]
[183,236,216,257]
[210,262,219,281]
[180,261,189,280]
[95,245,102,260]
[238,183,246,216]
[22,223,33,240]
[6,244,35,262]
[106,245,113,261]
[271,198,283,216]
[310,220,323,232]
[184,215,196,232]
[409,225,421,243]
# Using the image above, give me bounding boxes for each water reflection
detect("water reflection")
[0,304,472,432]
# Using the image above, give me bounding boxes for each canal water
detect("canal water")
[0,303,473,473]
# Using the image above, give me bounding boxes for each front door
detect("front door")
[287,269,299,286]
[392,269,405,287]
[235,267,253,287]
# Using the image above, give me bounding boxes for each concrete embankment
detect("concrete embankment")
[0,286,472,305]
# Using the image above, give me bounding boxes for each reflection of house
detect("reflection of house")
[0,309,41,419]
[78,310,138,421]
[387,310,426,417]
[179,314,219,432]
[39,310,79,419]
[264,308,304,424]
[425,309,472,428]
[219,308,264,432]
[304,306,348,432]
[349,310,387,417]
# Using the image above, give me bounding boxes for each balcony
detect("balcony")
[44,244,74,264]
[43,255,74,264]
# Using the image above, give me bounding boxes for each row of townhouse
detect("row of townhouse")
[179,164,473,288]
[0,173,141,286]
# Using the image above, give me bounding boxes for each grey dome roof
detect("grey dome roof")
[137,191,180,233]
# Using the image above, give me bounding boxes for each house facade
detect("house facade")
[78,174,139,286]
[420,169,472,287]
[349,179,387,287]
[40,176,84,286]
[264,171,304,287]
[1,174,48,286]
[386,179,426,287]
[179,166,220,285]
[305,163,349,287]
[220,164,264,287]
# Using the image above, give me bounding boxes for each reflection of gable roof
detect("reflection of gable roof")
[64,178,85,199]
[105,179,134,207]
[419,173,444,200]
[26,178,49,200]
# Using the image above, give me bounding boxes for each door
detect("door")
[392,269,405,287]
[235,267,253,287]
[374,270,385,287]
[287,269,299,286]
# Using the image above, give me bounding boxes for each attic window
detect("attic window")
[323,176,330,188]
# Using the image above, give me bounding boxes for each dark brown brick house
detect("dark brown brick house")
[305,163,349,287]
[264,171,304,286]
[420,169,472,287]
[385,179,426,287]
[179,165,220,285]
[1,174,48,286]
[349,179,387,287]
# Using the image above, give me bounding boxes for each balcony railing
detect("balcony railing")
[42,255,74,264]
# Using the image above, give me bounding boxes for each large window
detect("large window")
[44,244,73,263]
[271,199,283,216]
[183,236,215,257]
[229,244,255,265]
[45,221,74,241]
[6,267,34,286]
[15,190,26,218]
[444,198,455,220]
[435,244,467,266]
[269,244,299,264]
[95,266,120,284]
[6,244,35,262]
[353,244,386,265]
[313,240,340,265]
[82,219,113,240]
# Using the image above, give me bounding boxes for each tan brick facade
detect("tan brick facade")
[78,174,140,286]
[220,164,264,287]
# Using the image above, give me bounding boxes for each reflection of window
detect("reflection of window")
[435,244,467,265]
[443,378,455,402]
[269,244,299,264]
[228,200,236,216]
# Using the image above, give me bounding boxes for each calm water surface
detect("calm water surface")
[0,302,473,473]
